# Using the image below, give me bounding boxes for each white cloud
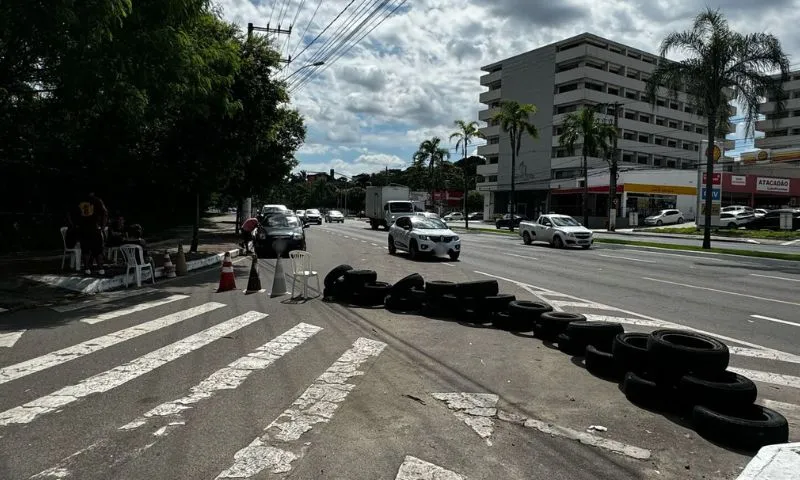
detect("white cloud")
[219,0,800,174]
[293,153,407,178]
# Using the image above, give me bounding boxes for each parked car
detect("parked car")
[388,215,461,261]
[304,208,322,225]
[261,204,289,217]
[745,209,800,231]
[518,214,594,249]
[754,208,769,218]
[325,210,344,223]
[720,205,755,224]
[495,214,527,229]
[467,212,484,221]
[644,209,684,226]
[253,213,307,258]
[720,212,748,228]
[443,212,464,221]
[415,211,441,219]
[295,209,306,222]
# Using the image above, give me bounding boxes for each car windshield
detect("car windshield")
[307,209,319,214]
[389,202,413,213]
[550,216,580,227]
[329,210,341,215]
[266,215,300,227]
[411,217,448,229]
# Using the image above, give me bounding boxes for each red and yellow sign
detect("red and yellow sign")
[705,144,722,162]
[624,183,697,196]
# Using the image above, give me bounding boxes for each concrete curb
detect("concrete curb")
[24,248,242,295]
[603,230,763,244]
[736,442,800,479]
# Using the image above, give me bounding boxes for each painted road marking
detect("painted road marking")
[585,314,671,329]
[476,270,800,362]
[51,288,158,312]
[216,337,386,478]
[432,393,498,445]
[0,307,9,313]
[120,323,321,433]
[597,253,657,263]
[749,273,800,283]
[505,253,538,260]
[780,239,800,246]
[0,330,26,348]
[0,312,266,427]
[751,314,800,329]
[0,303,226,385]
[79,294,189,325]
[607,249,725,261]
[760,400,800,427]
[642,277,800,307]
[394,456,465,480]
[370,243,378,246]
[442,263,455,267]
[550,300,618,310]
[728,346,800,365]
[729,368,800,390]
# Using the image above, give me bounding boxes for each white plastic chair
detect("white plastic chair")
[119,244,155,287]
[60,227,81,271]
[288,250,320,299]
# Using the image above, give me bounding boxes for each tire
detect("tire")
[492,311,513,330]
[691,404,789,451]
[564,321,623,352]
[679,371,758,411]
[358,281,392,306]
[409,241,420,261]
[425,280,457,297]
[556,333,582,355]
[612,333,649,375]
[479,294,516,315]
[343,269,378,293]
[391,273,425,296]
[647,329,729,379]
[409,286,427,303]
[456,280,499,299]
[622,371,675,410]
[553,236,564,249]
[727,222,737,228]
[656,220,663,226]
[439,293,463,318]
[449,252,460,261]
[522,231,532,245]
[677,217,684,224]
[585,345,620,380]
[384,294,420,311]
[537,312,587,339]
[508,300,553,321]
[324,264,353,290]
[370,220,379,230]
[388,236,397,254]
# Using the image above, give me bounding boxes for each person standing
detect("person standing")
[240,216,259,254]
[71,192,109,275]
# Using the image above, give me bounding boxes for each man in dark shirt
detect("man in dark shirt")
[71,192,109,275]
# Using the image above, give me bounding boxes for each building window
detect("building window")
[558,42,582,52]
[681,162,693,170]
[765,129,788,138]
[668,140,677,148]
[625,90,638,100]
[608,87,620,96]
[627,51,641,60]
[557,105,578,114]
[623,131,636,141]
[668,121,678,129]
[638,134,649,143]
[623,153,634,163]
[653,157,663,166]
[488,176,498,182]
[656,118,665,126]
[585,82,603,92]
[683,124,693,132]
[695,127,704,134]
[654,137,664,146]
[694,145,699,151]
[682,143,691,151]
[490,102,500,108]
[639,114,650,123]
[637,155,649,164]
[670,102,679,109]
[477,176,485,183]
[558,83,578,93]
[656,98,666,107]
[684,106,694,114]
[489,157,499,164]
[626,69,639,80]
[609,65,624,75]
[488,137,499,145]
[665,159,676,168]
[555,62,579,73]
[625,111,636,120]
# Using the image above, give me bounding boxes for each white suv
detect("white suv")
[388,215,461,261]
[720,205,755,224]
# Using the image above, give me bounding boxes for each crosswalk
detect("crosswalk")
[0,294,391,479]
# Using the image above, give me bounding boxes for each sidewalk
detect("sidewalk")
[0,218,242,312]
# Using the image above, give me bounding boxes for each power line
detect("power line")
[290,0,358,68]
[288,0,322,64]
[281,0,307,62]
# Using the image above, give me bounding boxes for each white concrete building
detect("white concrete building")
[476,32,734,224]
[756,69,800,151]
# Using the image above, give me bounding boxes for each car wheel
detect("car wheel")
[522,231,532,245]
[449,252,460,261]
[656,220,663,226]
[388,236,396,255]
[553,236,564,249]
[728,222,737,228]
[409,241,419,261]
[677,217,684,224]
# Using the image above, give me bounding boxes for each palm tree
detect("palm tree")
[413,136,450,211]
[645,8,789,249]
[449,120,485,228]
[558,107,617,226]
[492,101,538,231]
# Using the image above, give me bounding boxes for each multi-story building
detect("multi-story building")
[475,32,734,222]
[756,70,800,151]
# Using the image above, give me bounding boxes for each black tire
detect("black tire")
[677,217,684,224]
[656,220,663,226]
[391,273,425,296]
[384,294,420,311]
[388,236,397,254]
[522,231,532,245]
[679,371,758,411]
[358,281,392,306]
[343,269,378,294]
[439,293,463,318]
[556,333,582,355]
[621,371,674,410]
[425,280,457,297]
[564,321,623,352]
[508,300,553,320]
[409,286,427,303]
[492,311,513,330]
[324,264,353,290]
[647,329,729,379]
[537,312,587,338]
[409,240,420,261]
[553,236,564,249]
[612,333,649,375]
[449,252,460,261]
[585,345,620,380]
[332,278,352,301]
[691,404,789,451]
[479,294,516,314]
[456,280,499,299]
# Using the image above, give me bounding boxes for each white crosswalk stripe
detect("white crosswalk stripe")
[79,294,189,324]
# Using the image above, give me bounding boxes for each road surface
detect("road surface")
[1,219,798,479]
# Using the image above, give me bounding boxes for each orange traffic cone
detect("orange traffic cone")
[217,252,236,292]
[163,252,176,279]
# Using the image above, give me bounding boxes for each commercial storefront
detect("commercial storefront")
[721,173,799,209]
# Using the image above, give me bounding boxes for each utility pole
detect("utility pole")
[608,102,621,231]
[247,22,292,64]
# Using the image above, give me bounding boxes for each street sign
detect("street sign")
[700,187,721,201]
[702,172,721,185]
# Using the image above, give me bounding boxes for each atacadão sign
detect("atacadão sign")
[756,177,790,193]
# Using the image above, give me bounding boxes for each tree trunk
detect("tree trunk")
[463,144,469,230]
[702,116,717,249]
[582,152,589,226]
[608,158,618,231]
[509,131,516,232]
[190,192,200,253]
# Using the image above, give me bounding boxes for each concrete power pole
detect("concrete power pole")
[608,102,621,231]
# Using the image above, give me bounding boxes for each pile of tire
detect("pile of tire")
[322,265,392,307]
[553,322,789,451]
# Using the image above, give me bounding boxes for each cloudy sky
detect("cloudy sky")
[219,0,800,177]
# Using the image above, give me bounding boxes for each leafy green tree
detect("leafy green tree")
[645,8,789,249]
[558,107,616,226]
[450,120,485,228]
[412,137,450,210]
[492,101,538,231]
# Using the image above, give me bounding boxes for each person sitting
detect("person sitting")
[106,214,126,247]
[121,224,151,265]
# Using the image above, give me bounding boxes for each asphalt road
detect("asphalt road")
[1,219,798,479]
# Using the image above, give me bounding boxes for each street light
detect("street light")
[285,61,325,81]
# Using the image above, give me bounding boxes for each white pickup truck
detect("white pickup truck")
[518,214,594,249]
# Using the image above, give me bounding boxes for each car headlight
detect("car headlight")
[292,233,303,239]
[566,232,575,237]
[417,235,428,241]
[452,236,459,241]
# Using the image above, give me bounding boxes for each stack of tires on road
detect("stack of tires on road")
[322,265,790,451]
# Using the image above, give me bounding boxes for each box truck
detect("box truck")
[365,185,413,230]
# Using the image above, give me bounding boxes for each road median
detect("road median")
[596,238,800,261]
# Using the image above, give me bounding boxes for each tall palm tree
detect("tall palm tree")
[645,8,789,249]
[413,136,450,211]
[450,120,485,228]
[558,107,617,226]
[492,100,538,231]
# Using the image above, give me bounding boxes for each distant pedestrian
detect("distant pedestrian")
[121,224,151,265]
[240,216,259,254]
[71,192,108,275]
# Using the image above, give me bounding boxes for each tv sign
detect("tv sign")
[701,187,721,201]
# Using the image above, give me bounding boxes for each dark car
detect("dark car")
[253,214,307,257]
[495,214,527,229]
[467,212,484,221]
[744,209,800,231]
